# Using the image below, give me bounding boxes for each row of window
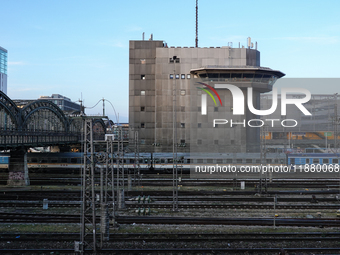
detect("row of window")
[140,122,185,128]
[170,74,191,79]
[112,158,283,164]
[140,74,192,80]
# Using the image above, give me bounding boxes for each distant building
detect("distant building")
[0,46,7,94]
[261,93,340,149]
[38,94,81,112]
[13,94,81,113]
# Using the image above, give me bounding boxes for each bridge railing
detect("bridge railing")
[0,130,82,149]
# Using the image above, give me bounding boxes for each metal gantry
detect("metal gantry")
[116,125,125,209]
[81,119,97,253]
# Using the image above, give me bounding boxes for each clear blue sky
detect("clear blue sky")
[1,0,340,122]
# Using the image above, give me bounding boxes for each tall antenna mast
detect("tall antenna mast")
[195,0,198,47]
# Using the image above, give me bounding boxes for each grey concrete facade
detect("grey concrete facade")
[129,39,284,153]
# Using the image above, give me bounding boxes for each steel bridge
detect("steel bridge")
[0,91,108,186]
[0,91,108,150]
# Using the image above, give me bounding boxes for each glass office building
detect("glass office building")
[0,46,7,94]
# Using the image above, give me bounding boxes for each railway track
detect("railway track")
[2,232,340,242]
[116,216,340,227]
[1,247,340,254]
[1,212,340,226]
[1,232,340,254]
[3,174,340,188]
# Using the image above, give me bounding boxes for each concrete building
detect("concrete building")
[38,94,81,113]
[261,93,340,150]
[129,37,284,153]
[0,46,7,94]
[13,94,81,113]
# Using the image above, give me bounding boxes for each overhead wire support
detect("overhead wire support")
[81,118,97,253]
[134,129,141,187]
[116,125,125,209]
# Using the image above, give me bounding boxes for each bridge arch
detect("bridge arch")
[21,100,69,132]
[0,91,20,129]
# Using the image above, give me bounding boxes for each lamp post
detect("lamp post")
[172,56,179,211]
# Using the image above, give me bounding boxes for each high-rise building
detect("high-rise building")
[0,46,7,94]
[129,37,284,153]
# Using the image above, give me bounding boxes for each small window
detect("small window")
[226,159,232,163]
[187,159,191,163]
[216,159,223,164]
[175,74,180,79]
[313,158,319,164]
[246,159,252,163]
[197,139,202,145]
[237,159,242,163]
[214,107,218,112]
[181,106,185,112]
[141,106,145,111]
[140,139,145,145]
[198,123,202,128]
[207,159,213,163]
[197,159,203,163]
[170,74,174,79]
[306,158,310,164]
[181,74,185,79]
[214,140,218,145]
[333,159,339,164]
[141,123,145,128]
[141,90,145,96]
[71,158,77,163]
[181,123,185,128]
[266,159,272,163]
[187,74,191,79]
[198,106,201,112]
[231,140,235,145]
[323,158,329,164]
[180,139,185,144]
[61,158,68,163]
[181,90,186,96]
[141,75,145,80]
[255,159,261,163]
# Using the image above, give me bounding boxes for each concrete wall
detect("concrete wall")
[129,40,267,153]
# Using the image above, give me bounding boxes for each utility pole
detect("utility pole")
[116,125,125,209]
[172,56,178,211]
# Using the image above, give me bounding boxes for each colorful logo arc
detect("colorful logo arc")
[196,82,223,106]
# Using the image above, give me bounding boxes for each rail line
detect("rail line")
[2,213,339,227]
